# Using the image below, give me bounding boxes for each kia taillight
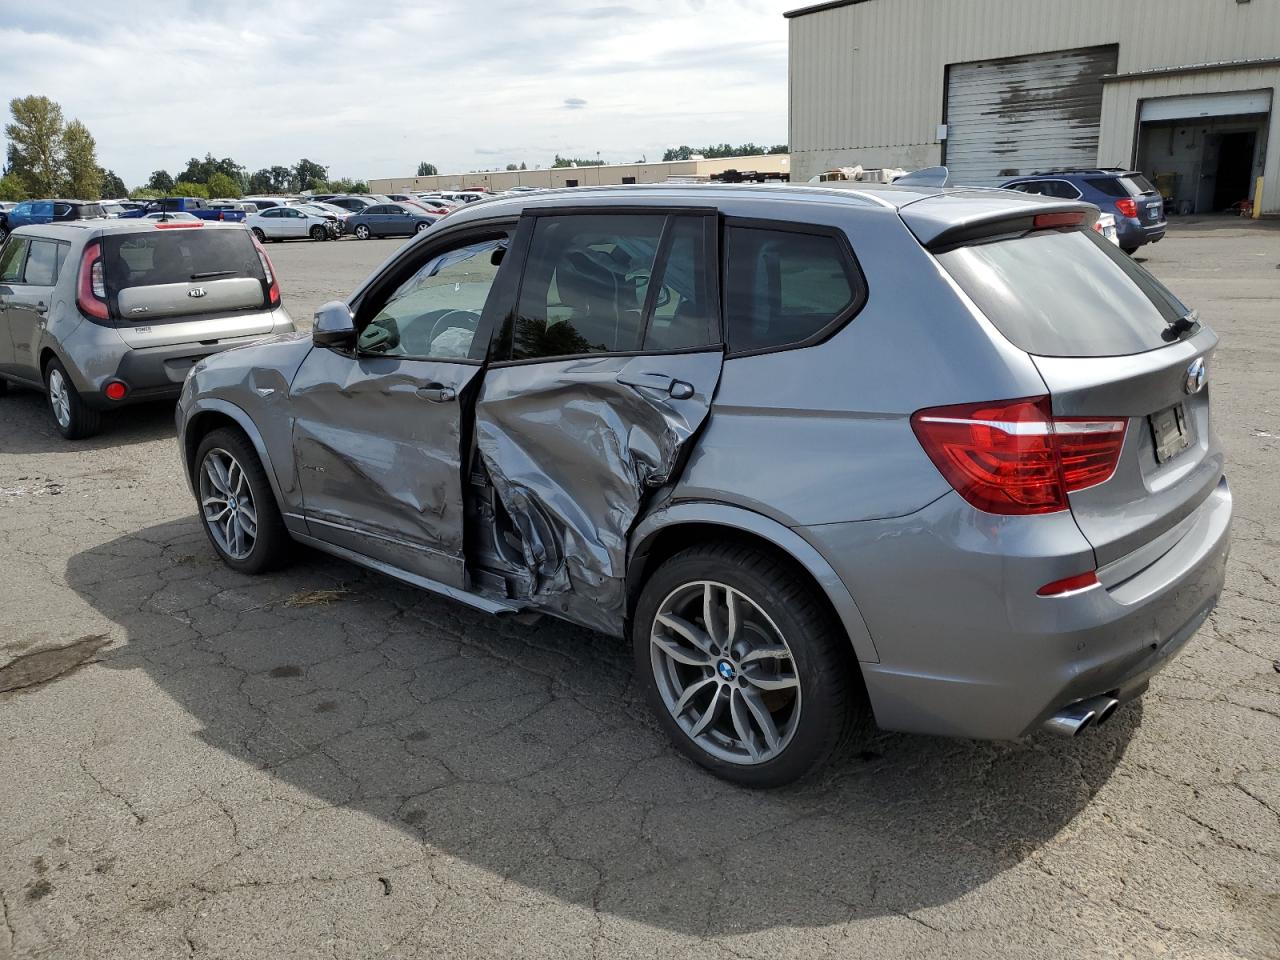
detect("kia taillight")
[911,396,1127,515]
[251,233,281,307]
[76,240,110,320]
[1115,198,1138,219]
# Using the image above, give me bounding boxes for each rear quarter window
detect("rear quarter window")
[938,228,1189,357]
[723,225,863,354]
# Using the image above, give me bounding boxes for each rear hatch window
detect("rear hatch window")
[1089,174,1157,197]
[103,228,267,321]
[937,228,1190,357]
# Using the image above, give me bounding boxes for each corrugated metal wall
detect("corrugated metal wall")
[788,0,1280,211]
[944,46,1118,185]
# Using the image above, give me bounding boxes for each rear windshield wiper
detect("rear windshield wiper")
[190,270,236,280]
[1162,311,1198,342]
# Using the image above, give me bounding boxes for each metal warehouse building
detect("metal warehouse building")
[370,154,790,195]
[787,0,1280,214]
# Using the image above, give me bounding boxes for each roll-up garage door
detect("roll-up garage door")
[944,45,1119,186]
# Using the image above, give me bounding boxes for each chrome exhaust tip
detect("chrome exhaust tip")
[1043,703,1097,737]
[1043,695,1122,737]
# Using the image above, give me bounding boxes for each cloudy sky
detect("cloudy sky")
[1,0,798,188]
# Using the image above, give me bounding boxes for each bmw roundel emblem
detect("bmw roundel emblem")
[1184,357,1207,395]
[717,660,736,681]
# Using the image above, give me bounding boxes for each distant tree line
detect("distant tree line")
[140,155,366,199]
[662,143,788,161]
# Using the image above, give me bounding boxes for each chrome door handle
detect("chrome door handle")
[616,371,694,399]
[35,302,48,315]
[417,384,456,402]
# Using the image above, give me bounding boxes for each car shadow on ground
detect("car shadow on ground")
[0,389,177,454]
[67,518,1138,936]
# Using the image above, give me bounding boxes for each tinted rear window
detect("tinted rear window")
[1089,175,1155,198]
[724,226,861,353]
[938,229,1190,357]
[103,229,264,294]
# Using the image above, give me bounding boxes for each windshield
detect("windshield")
[937,228,1191,357]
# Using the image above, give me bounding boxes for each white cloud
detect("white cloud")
[0,0,796,187]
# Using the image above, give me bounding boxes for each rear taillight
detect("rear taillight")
[911,396,1127,516]
[1115,198,1138,219]
[76,241,110,320]
[251,233,281,307]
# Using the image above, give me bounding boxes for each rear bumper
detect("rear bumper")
[1117,217,1166,248]
[800,476,1231,740]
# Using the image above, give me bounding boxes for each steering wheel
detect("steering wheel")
[624,269,671,308]
[424,309,480,348]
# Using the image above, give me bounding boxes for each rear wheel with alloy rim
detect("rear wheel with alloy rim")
[194,427,290,574]
[251,227,266,242]
[415,221,429,233]
[634,541,863,787]
[44,358,100,439]
[354,224,370,240]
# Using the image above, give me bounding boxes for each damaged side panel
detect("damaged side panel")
[473,351,723,635]
[290,347,484,588]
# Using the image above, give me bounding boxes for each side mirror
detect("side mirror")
[313,301,356,349]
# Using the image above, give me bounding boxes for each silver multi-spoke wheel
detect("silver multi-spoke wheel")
[199,448,258,560]
[650,580,802,766]
[47,368,72,429]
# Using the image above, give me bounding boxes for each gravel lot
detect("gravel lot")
[1,221,1277,960]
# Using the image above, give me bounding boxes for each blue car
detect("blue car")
[1001,169,1166,254]
[0,199,108,242]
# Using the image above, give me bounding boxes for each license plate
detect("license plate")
[1150,403,1190,463]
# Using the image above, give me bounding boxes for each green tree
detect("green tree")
[5,95,65,195]
[180,154,246,186]
[552,154,604,168]
[505,163,519,171]
[247,169,273,194]
[61,119,100,198]
[171,180,209,198]
[99,168,127,198]
[294,158,328,191]
[148,169,174,192]
[268,165,295,192]
[767,144,789,154]
[416,161,438,177]
[0,174,27,201]
[206,171,241,198]
[129,187,161,200]
[520,162,527,170]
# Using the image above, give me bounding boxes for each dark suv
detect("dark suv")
[1001,170,1165,254]
[0,199,108,243]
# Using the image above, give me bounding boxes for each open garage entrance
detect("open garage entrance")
[1136,90,1271,214]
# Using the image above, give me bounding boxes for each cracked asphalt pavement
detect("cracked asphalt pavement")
[2,223,1278,959]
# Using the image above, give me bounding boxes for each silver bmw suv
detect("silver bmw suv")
[175,184,1231,786]
[0,219,294,438]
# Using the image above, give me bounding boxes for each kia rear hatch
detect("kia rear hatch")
[102,226,276,347]
[935,225,1221,569]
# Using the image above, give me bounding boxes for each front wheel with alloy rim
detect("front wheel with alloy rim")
[44,358,100,439]
[354,224,370,240]
[309,224,327,241]
[194,427,291,574]
[415,221,430,233]
[633,541,863,787]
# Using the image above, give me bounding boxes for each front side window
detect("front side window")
[723,225,861,354]
[506,213,716,361]
[0,237,29,282]
[23,239,60,285]
[358,236,508,360]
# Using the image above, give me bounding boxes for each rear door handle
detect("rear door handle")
[417,383,456,403]
[616,371,695,399]
[35,302,48,316]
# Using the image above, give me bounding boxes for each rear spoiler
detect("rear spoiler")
[898,190,1098,252]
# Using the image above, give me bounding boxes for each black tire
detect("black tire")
[633,540,863,787]
[1121,245,1139,255]
[0,376,8,397]
[43,358,101,440]
[415,221,430,233]
[251,227,266,243]
[309,224,327,241]
[193,427,291,574]
[354,224,370,240]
